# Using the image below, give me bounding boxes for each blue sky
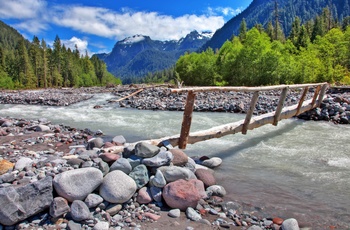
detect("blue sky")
[0,0,253,55]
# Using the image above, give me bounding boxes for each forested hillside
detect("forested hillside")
[0,21,121,89]
[176,11,350,86]
[202,0,350,51]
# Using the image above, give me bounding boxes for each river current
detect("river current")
[0,93,349,228]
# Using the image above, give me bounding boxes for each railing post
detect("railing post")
[317,83,328,107]
[296,86,309,116]
[311,85,321,108]
[178,90,196,149]
[242,91,259,134]
[273,87,289,126]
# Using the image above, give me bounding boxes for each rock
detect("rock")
[128,164,149,189]
[112,135,126,145]
[93,221,110,230]
[206,185,226,197]
[135,142,160,158]
[150,169,167,188]
[247,226,263,230]
[0,159,14,175]
[0,176,53,226]
[35,124,50,132]
[84,193,104,208]
[195,168,216,188]
[87,137,104,150]
[201,157,222,168]
[99,152,120,163]
[109,158,132,174]
[70,200,92,222]
[150,186,162,203]
[168,209,181,218]
[14,157,33,171]
[144,212,161,221]
[137,187,152,204]
[159,165,196,183]
[53,167,103,202]
[142,150,173,167]
[186,207,202,221]
[281,218,300,230]
[105,204,122,216]
[273,217,284,225]
[99,170,137,203]
[162,179,206,211]
[67,220,82,230]
[49,197,70,218]
[169,149,188,166]
[97,160,110,176]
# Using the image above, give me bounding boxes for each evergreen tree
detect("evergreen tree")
[239,19,248,42]
[289,17,301,46]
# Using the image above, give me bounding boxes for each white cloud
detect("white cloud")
[50,6,225,41]
[0,0,225,41]
[62,37,89,55]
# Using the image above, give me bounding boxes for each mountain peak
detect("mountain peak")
[119,35,149,45]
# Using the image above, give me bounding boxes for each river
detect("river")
[0,93,349,228]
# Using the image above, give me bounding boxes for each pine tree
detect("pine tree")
[289,17,301,46]
[40,39,48,88]
[239,19,248,42]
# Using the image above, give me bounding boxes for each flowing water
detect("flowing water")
[0,93,349,228]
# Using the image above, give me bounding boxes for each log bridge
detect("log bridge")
[104,82,329,153]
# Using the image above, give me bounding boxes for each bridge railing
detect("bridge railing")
[170,82,329,149]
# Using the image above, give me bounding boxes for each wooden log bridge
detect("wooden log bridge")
[103,82,329,153]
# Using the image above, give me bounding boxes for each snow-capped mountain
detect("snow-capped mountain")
[94,31,212,82]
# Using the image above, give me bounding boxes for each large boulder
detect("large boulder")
[169,149,188,166]
[99,170,137,203]
[159,165,196,183]
[53,167,103,202]
[162,179,206,211]
[128,164,149,189]
[195,168,216,188]
[142,150,173,167]
[0,176,53,226]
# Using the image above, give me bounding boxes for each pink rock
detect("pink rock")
[137,187,152,204]
[103,142,115,148]
[169,149,188,166]
[144,212,161,221]
[195,168,216,188]
[99,152,121,163]
[162,179,206,211]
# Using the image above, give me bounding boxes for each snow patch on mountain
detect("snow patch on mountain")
[120,35,146,44]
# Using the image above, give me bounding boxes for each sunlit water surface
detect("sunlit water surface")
[0,93,349,227]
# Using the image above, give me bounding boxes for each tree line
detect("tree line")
[175,9,350,86]
[0,33,121,89]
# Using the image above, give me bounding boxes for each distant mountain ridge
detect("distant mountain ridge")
[202,0,350,51]
[94,31,213,82]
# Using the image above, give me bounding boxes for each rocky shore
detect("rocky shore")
[0,117,304,230]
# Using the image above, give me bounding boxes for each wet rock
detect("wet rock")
[128,164,149,189]
[206,185,226,197]
[99,170,137,203]
[142,150,173,167]
[50,197,70,218]
[0,176,53,226]
[70,200,92,222]
[53,167,103,202]
[163,179,206,211]
[169,149,188,166]
[135,142,160,158]
[159,165,196,183]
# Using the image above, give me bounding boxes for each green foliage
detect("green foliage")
[175,14,350,86]
[0,20,121,89]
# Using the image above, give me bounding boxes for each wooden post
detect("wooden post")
[273,87,289,126]
[242,91,259,134]
[311,85,321,108]
[296,86,309,116]
[178,91,196,149]
[317,83,328,107]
